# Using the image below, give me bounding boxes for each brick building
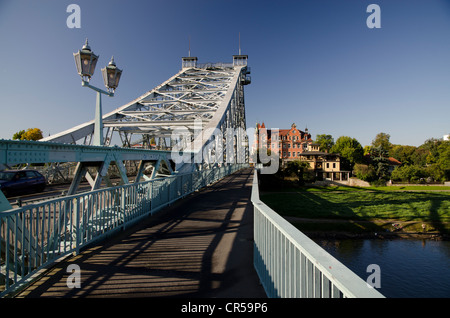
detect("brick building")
[254,122,349,181]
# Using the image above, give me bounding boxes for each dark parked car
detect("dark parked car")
[0,170,46,197]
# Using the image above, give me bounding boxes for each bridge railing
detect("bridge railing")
[251,170,384,298]
[0,163,248,297]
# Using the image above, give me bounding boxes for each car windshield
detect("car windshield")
[0,172,15,181]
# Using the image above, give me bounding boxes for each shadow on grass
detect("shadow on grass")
[259,174,450,239]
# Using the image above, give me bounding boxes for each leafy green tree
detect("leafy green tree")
[363,145,372,156]
[437,141,450,180]
[285,160,312,185]
[315,134,334,152]
[389,145,416,166]
[12,128,43,141]
[12,130,25,140]
[418,138,442,165]
[391,165,427,183]
[411,147,429,167]
[426,163,445,182]
[330,136,363,170]
[22,128,43,141]
[371,132,392,152]
[353,163,376,181]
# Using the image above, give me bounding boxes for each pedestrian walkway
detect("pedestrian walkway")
[16,168,267,298]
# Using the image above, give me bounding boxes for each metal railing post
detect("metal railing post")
[75,197,81,255]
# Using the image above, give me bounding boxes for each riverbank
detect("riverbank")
[284,216,449,241]
[258,174,450,241]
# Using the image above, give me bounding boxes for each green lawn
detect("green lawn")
[260,188,450,223]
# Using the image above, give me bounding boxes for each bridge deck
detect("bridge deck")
[15,168,266,298]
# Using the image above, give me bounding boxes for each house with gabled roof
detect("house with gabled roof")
[254,122,350,181]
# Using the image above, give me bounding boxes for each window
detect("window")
[17,172,27,179]
[26,171,38,178]
[326,163,329,168]
[333,163,336,168]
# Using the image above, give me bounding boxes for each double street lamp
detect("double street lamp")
[73,39,123,146]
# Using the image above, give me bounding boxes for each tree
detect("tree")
[12,130,25,140]
[22,128,43,141]
[371,145,390,180]
[354,163,376,181]
[426,163,445,182]
[437,141,450,180]
[411,147,429,167]
[363,145,372,156]
[389,145,416,166]
[371,132,392,152]
[285,160,312,185]
[12,128,43,141]
[391,165,427,183]
[420,138,443,165]
[330,136,364,170]
[315,134,334,152]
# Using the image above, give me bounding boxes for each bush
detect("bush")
[353,163,376,181]
[391,165,427,183]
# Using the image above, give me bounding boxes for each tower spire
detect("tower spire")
[239,32,241,55]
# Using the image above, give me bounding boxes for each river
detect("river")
[313,238,450,298]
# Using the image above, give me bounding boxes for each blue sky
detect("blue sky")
[0,0,449,147]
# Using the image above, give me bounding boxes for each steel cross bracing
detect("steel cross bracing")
[0,139,174,210]
[40,56,251,173]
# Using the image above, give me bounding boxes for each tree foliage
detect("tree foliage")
[285,160,312,185]
[315,134,334,153]
[371,132,392,152]
[354,163,376,181]
[330,136,363,170]
[12,130,25,140]
[12,128,43,141]
[387,139,450,183]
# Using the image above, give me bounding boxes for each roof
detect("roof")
[388,157,402,165]
[363,154,402,165]
[300,151,339,156]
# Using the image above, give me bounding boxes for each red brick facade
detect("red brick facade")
[254,122,349,181]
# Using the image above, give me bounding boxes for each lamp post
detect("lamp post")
[73,39,122,146]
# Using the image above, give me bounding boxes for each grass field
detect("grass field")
[259,187,450,236]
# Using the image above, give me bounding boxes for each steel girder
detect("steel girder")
[0,139,174,196]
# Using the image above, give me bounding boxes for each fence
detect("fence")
[251,170,384,298]
[0,163,247,297]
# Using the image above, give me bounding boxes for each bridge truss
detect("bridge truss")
[41,55,251,171]
[0,54,251,200]
[0,54,251,295]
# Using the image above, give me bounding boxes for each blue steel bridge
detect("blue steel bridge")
[0,54,383,298]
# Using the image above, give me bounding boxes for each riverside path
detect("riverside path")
[15,168,266,298]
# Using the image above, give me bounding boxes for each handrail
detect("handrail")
[251,169,384,298]
[0,163,248,297]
